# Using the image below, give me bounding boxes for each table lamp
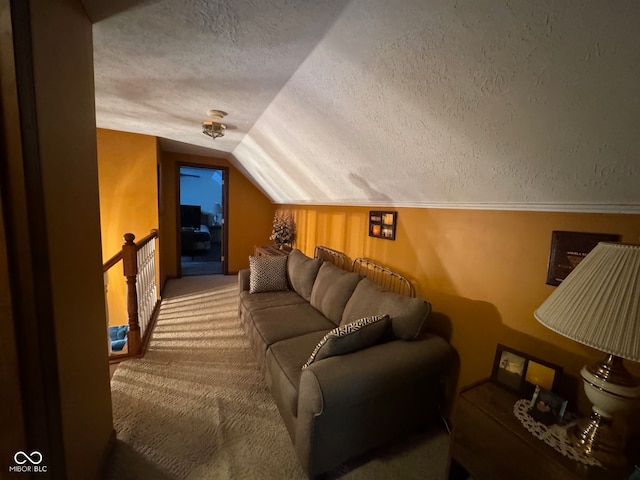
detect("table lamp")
[534,242,640,466]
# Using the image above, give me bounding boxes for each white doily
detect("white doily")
[513,399,602,467]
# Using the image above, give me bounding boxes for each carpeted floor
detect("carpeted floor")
[181,241,223,276]
[105,275,452,480]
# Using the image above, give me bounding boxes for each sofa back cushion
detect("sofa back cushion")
[341,278,431,340]
[310,262,362,325]
[249,255,289,294]
[287,249,322,301]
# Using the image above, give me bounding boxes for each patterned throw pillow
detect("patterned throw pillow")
[249,255,289,294]
[302,315,390,369]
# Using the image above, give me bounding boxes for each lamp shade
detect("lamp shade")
[534,242,640,363]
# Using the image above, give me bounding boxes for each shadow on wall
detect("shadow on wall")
[425,291,503,390]
[418,294,503,420]
[84,0,155,22]
[347,173,391,203]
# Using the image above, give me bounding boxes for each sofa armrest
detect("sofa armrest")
[298,334,453,414]
[295,335,453,477]
[238,268,250,292]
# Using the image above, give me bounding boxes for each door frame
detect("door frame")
[175,162,229,276]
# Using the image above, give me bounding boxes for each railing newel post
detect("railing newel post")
[122,233,142,356]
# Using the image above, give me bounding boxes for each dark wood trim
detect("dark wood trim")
[103,229,157,273]
[221,167,229,275]
[102,250,122,272]
[0,1,27,470]
[136,228,158,249]
[176,162,229,276]
[1,0,66,475]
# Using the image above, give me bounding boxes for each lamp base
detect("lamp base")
[574,355,640,468]
[569,411,625,467]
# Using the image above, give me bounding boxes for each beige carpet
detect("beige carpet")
[105,275,452,480]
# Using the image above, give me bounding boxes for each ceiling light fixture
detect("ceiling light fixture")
[202,109,227,139]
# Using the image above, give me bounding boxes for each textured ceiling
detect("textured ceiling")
[92,0,348,157]
[91,0,640,212]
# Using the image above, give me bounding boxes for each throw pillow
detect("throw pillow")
[302,314,389,369]
[249,255,289,294]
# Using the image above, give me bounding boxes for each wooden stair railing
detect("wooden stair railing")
[103,229,159,359]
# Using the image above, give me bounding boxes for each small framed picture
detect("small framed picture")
[490,344,563,397]
[545,230,620,286]
[369,211,397,240]
[529,386,568,426]
[492,345,527,392]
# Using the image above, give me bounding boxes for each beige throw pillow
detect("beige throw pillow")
[249,255,289,294]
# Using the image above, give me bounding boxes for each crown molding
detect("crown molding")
[271,200,640,214]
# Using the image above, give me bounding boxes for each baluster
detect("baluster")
[136,245,145,338]
[122,233,141,355]
[137,246,143,336]
[104,271,111,355]
[142,242,150,335]
[135,236,157,341]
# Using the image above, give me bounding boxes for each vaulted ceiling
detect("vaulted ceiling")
[87,0,640,212]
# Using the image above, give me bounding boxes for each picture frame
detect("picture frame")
[369,211,397,240]
[490,344,563,397]
[545,230,620,286]
[528,385,568,426]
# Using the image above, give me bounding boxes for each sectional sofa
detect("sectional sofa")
[238,248,454,478]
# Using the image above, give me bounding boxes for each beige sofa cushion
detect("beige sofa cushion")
[341,278,431,340]
[287,249,322,301]
[310,262,362,325]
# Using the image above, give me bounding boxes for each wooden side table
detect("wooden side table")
[254,244,292,257]
[449,380,638,480]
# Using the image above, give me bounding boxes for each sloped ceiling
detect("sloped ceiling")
[90,0,640,212]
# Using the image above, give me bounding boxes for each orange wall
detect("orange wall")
[97,129,159,327]
[97,129,159,259]
[285,205,640,402]
[160,151,274,278]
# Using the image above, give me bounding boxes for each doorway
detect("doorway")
[178,165,227,276]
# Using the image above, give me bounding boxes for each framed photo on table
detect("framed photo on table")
[490,343,563,397]
[369,211,397,240]
[529,386,568,425]
[545,230,620,286]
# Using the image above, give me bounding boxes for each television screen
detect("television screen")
[180,205,201,229]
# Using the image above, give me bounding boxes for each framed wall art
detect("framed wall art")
[545,230,620,286]
[490,343,563,397]
[369,211,397,240]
